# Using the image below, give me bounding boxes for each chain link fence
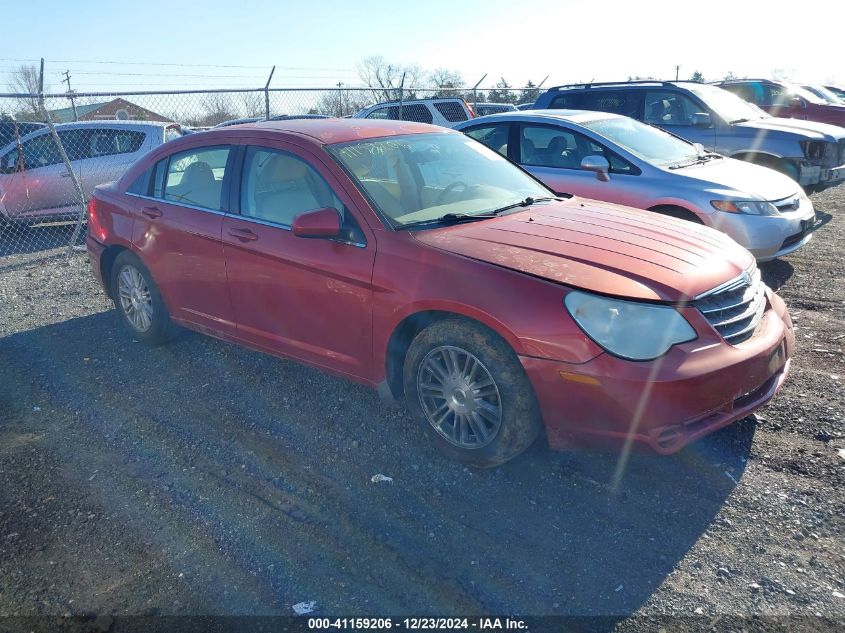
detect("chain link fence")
[0,85,540,270]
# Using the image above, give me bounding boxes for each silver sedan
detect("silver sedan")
[454,110,816,261]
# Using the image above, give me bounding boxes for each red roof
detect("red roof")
[240,118,451,145]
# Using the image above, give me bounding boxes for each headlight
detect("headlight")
[711,200,779,215]
[564,291,697,361]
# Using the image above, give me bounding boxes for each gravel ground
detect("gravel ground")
[0,188,843,632]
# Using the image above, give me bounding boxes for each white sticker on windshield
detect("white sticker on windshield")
[464,140,505,160]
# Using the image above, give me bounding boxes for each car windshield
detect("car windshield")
[327,132,552,228]
[582,116,699,167]
[801,85,844,105]
[785,85,826,105]
[686,84,769,123]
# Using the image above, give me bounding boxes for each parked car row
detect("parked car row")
[0,121,182,223]
[455,110,815,261]
[85,118,796,467]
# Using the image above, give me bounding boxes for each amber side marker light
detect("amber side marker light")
[559,371,601,386]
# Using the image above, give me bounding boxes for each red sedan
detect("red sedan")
[86,119,794,467]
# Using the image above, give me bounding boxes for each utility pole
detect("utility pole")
[336,81,343,117]
[62,70,78,121]
[675,65,680,81]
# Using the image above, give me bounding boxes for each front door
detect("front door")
[644,90,717,150]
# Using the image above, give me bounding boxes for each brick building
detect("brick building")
[50,98,169,123]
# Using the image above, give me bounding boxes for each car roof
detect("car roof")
[461,109,623,125]
[227,118,452,144]
[46,120,174,130]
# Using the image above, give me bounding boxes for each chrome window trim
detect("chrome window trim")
[125,192,366,248]
[125,192,228,217]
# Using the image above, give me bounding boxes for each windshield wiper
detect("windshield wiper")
[400,196,557,229]
[487,195,557,215]
[729,118,751,124]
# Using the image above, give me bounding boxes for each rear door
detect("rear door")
[221,142,376,378]
[643,89,716,149]
[130,144,237,334]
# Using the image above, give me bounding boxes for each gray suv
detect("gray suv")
[531,81,845,189]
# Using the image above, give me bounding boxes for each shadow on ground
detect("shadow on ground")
[0,312,755,627]
[0,222,81,258]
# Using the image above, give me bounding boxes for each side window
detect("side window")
[126,167,151,195]
[161,146,230,210]
[463,124,510,157]
[767,84,789,107]
[22,133,62,170]
[365,104,433,124]
[520,125,584,169]
[549,94,582,109]
[520,124,637,174]
[152,159,167,198]
[580,91,641,118]
[433,101,468,123]
[643,90,702,126]
[400,104,433,124]
[87,129,145,157]
[365,107,390,120]
[240,147,364,242]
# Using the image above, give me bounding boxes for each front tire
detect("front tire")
[110,250,175,345]
[403,317,542,467]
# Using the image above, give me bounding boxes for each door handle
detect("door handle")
[141,206,162,219]
[228,227,259,242]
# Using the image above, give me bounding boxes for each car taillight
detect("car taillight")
[87,197,107,241]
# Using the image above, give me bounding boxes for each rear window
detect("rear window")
[433,101,468,122]
[366,104,433,124]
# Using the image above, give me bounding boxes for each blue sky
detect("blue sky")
[4,0,844,93]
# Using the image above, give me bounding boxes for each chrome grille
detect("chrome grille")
[695,268,767,345]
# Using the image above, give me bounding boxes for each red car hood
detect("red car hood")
[413,198,755,302]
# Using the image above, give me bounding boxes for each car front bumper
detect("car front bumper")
[704,197,816,262]
[520,291,794,455]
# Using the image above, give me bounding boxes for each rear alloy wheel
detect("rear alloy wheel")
[110,251,175,345]
[404,317,542,467]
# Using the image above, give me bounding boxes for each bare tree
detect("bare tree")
[242,92,265,118]
[358,56,422,102]
[313,88,370,117]
[198,93,237,126]
[7,64,45,117]
[428,68,464,98]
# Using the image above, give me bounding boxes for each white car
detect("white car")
[0,121,182,222]
[352,98,475,128]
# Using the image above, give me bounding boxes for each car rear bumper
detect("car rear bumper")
[86,234,108,294]
[520,294,794,454]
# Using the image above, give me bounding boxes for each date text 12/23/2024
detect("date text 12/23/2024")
[308,618,528,630]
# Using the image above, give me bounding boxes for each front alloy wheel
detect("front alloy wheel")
[404,317,542,467]
[417,345,502,449]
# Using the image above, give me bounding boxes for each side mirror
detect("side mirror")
[291,207,342,239]
[789,96,806,109]
[691,112,711,128]
[580,155,611,182]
